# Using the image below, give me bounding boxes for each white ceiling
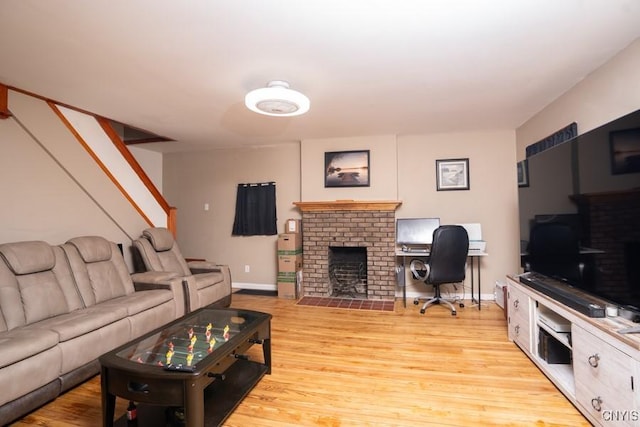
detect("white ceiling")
[1,0,639,152]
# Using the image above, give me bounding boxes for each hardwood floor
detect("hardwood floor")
[11,294,590,426]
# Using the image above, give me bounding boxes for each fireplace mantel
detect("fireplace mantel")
[293,200,402,212]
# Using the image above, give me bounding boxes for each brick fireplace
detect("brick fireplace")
[294,200,401,300]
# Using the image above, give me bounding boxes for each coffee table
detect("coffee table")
[99,307,271,426]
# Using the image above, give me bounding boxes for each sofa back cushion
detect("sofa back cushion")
[63,236,135,306]
[136,228,191,275]
[0,241,75,331]
[143,227,174,251]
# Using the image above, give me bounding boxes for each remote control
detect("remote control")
[618,326,640,334]
[164,364,196,372]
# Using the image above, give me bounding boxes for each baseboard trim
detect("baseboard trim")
[232,283,496,303]
[232,282,277,291]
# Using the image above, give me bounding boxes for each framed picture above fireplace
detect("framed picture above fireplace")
[324,150,370,187]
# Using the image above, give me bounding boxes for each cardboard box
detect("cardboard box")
[277,271,298,299]
[277,233,302,252]
[284,218,302,234]
[277,282,297,299]
[278,254,303,272]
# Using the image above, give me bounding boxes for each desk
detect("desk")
[395,250,488,309]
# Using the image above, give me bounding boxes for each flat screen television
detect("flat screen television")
[396,218,440,245]
[518,109,640,319]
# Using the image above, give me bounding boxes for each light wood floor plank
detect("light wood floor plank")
[10,294,589,426]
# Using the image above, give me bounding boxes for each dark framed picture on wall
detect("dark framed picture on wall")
[610,128,640,175]
[436,158,469,191]
[324,150,370,187]
[517,159,529,187]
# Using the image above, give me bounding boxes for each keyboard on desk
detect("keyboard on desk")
[400,246,429,253]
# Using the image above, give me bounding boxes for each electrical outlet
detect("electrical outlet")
[244,265,250,273]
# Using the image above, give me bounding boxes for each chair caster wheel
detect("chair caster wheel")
[459,303,465,308]
[451,311,457,316]
[420,309,425,314]
[413,300,419,305]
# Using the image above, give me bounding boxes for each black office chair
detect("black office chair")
[411,225,469,315]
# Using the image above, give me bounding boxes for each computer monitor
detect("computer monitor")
[396,218,440,245]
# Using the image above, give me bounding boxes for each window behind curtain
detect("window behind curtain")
[232,182,277,236]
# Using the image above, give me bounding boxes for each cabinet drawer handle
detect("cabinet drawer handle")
[514,325,520,335]
[591,396,602,412]
[513,299,519,309]
[588,354,600,368]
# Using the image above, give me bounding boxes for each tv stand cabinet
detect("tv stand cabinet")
[506,275,640,426]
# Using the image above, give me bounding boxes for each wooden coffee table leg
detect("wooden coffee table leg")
[263,338,272,374]
[184,380,205,427]
[101,367,116,427]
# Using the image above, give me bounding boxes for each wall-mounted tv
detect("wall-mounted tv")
[396,218,440,245]
[518,109,640,319]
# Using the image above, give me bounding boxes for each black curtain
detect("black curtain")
[232,182,277,236]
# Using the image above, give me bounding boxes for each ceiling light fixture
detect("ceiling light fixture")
[245,80,310,117]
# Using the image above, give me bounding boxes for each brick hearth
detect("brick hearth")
[294,201,401,300]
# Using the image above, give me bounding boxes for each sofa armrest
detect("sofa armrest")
[187,263,232,306]
[130,271,189,317]
[131,271,180,290]
[187,260,223,274]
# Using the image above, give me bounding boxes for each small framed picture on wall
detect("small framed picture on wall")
[436,158,469,191]
[517,159,529,187]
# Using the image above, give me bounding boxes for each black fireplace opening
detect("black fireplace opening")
[328,246,367,298]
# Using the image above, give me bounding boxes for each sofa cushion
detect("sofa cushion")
[67,236,112,263]
[97,290,173,317]
[62,239,135,306]
[142,227,174,252]
[0,328,60,369]
[0,242,70,326]
[136,230,191,276]
[0,241,55,275]
[0,343,62,409]
[193,271,225,290]
[19,271,70,325]
[26,305,128,342]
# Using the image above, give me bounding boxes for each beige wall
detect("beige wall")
[163,144,301,286]
[0,92,145,267]
[300,135,398,200]
[396,130,520,297]
[166,130,520,299]
[517,38,640,157]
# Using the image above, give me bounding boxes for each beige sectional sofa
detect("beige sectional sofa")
[0,235,231,425]
[133,227,232,311]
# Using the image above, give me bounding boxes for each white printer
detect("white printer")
[457,223,486,252]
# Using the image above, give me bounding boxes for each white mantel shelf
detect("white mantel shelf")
[293,200,402,212]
